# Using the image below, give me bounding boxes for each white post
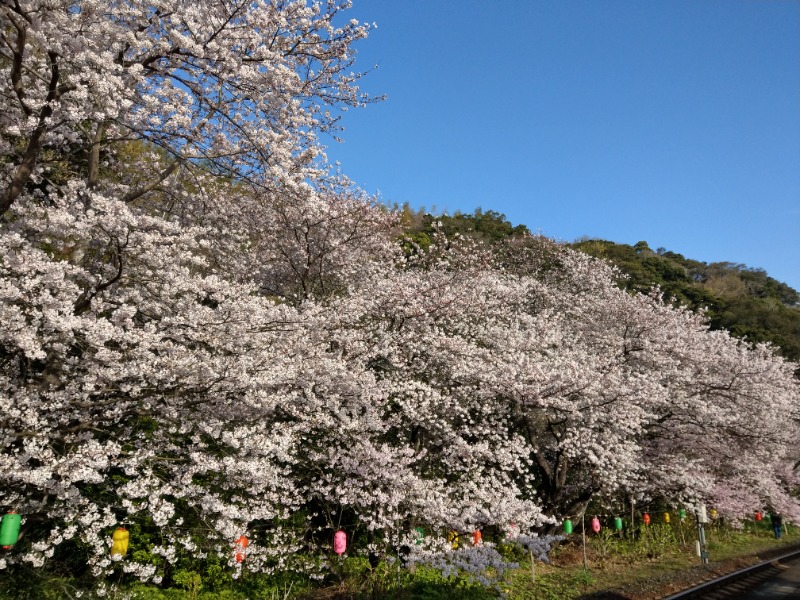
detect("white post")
[530,548,535,583]
[696,503,709,564]
[582,512,587,570]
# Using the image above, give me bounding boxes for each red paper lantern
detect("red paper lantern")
[755,511,763,521]
[234,535,248,563]
[472,530,482,545]
[642,513,651,525]
[591,517,601,533]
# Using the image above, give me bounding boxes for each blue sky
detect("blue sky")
[323,0,800,291]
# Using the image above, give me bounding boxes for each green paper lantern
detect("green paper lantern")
[563,519,573,534]
[679,508,686,520]
[614,517,623,531]
[414,527,424,545]
[0,513,21,548]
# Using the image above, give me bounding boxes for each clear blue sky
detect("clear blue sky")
[323,0,800,291]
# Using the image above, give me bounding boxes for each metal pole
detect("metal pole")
[698,523,708,564]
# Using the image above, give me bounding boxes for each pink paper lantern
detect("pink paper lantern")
[591,517,601,533]
[333,530,347,555]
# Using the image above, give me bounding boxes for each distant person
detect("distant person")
[772,513,783,539]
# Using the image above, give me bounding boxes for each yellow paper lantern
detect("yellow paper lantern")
[111,528,129,557]
[448,530,459,549]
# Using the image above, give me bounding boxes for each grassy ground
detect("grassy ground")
[504,521,800,600]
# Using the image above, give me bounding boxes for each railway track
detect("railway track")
[661,548,800,599]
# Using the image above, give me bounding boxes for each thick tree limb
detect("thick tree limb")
[121,158,182,203]
[87,121,106,189]
[1,51,74,214]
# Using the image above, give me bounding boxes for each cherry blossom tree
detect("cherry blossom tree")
[369,235,800,529]
[2,1,799,593]
[0,0,401,585]
[1,0,378,213]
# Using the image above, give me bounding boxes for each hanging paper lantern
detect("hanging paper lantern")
[472,530,482,546]
[591,517,601,533]
[414,527,424,545]
[111,527,129,557]
[506,522,519,539]
[234,535,249,563]
[333,530,346,555]
[447,530,459,550]
[664,512,670,524]
[710,508,718,519]
[614,517,623,531]
[679,508,686,520]
[0,513,21,549]
[563,519,573,534]
[642,513,651,525]
[755,511,762,522]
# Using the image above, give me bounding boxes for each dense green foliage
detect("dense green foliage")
[395,205,530,252]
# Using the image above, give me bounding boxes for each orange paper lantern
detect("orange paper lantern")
[642,513,651,525]
[234,535,249,563]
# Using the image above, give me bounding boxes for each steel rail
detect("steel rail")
[661,548,800,599]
